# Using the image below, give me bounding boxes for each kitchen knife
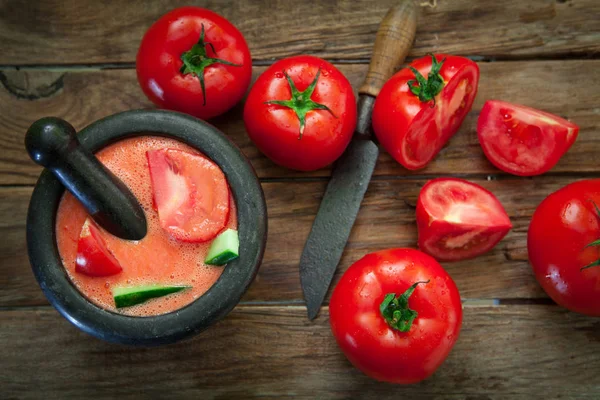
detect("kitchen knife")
[300,1,418,320]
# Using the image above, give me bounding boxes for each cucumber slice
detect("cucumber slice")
[205,229,239,266]
[113,285,191,308]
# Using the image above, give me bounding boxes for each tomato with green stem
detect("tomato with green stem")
[136,7,252,120]
[329,248,462,384]
[528,179,600,316]
[243,55,357,171]
[372,54,479,170]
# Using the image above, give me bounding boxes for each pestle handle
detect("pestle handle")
[25,117,147,241]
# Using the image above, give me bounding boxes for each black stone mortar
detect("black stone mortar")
[26,110,267,346]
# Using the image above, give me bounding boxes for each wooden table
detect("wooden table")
[1,1,600,398]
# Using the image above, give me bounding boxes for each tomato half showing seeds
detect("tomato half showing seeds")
[372,54,479,170]
[478,100,579,176]
[329,248,462,384]
[243,55,357,171]
[416,178,512,261]
[76,218,123,277]
[528,179,600,316]
[147,148,230,243]
[136,7,252,120]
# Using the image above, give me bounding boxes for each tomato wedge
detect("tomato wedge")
[76,218,123,277]
[416,178,512,261]
[477,100,579,176]
[147,148,230,242]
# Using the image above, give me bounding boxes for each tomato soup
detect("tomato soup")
[55,136,237,316]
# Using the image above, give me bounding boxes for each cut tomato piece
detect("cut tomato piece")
[75,218,123,277]
[416,178,512,261]
[373,54,479,170]
[147,148,230,242]
[477,100,579,176]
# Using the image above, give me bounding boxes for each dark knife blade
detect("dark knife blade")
[299,1,418,320]
[300,136,379,320]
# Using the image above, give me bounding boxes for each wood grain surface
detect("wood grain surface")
[1,60,598,184]
[1,176,578,308]
[2,305,600,399]
[1,0,599,65]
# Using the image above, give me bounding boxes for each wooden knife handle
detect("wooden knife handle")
[359,1,418,98]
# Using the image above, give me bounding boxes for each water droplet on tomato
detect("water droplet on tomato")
[275,72,284,79]
[322,70,329,77]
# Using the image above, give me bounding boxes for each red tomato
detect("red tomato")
[372,54,479,170]
[330,248,462,384]
[147,148,230,242]
[243,55,357,171]
[136,7,252,120]
[528,179,600,316]
[416,178,512,261]
[477,100,579,176]
[76,218,123,277]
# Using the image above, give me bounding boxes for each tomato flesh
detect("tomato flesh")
[416,178,512,261]
[147,149,230,242]
[528,179,600,316]
[329,248,462,384]
[373,54,479,170]
[477,100,579,176]
[75,218,123,277]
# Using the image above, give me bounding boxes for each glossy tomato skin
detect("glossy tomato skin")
[528,179,600,316]
[416,178,512,261]
[243,55,356,171]
[373,55,479,170]
[329,248,462,384]
[478,100,579,176]
[136,7,252,120]
[76,219,123,277]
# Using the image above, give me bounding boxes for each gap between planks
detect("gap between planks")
[0,298,556,312]
[1,53,600,71]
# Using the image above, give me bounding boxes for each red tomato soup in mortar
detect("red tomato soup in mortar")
[55,136,238,316]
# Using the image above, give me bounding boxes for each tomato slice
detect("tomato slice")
[147,148,230,242]
[401,65,478,170]
[75,218,123,277]
[477,100,579,176]
[416,178,512,261]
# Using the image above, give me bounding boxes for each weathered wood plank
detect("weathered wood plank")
[1,305,599,399]
[1,60,598,184]
[1,176,575,307]
[1,0,598,65]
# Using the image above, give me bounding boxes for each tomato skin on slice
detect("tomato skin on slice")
[147,148,230,243]
[477,100,579,176]
[75,218,123,277]
[416,178,512,261]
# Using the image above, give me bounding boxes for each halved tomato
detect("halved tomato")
[372,54,479,170]
[147,148,230,242]
[416,178,512,261]
[76,218,123,277]
[477,100,579,176]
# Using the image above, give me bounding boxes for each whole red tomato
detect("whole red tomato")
[478,100,579,176]
[243,55,356,171]
[136,7,252,120]
[528,179,600,316]
[372,54,479,170]
[329,248,462,384]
